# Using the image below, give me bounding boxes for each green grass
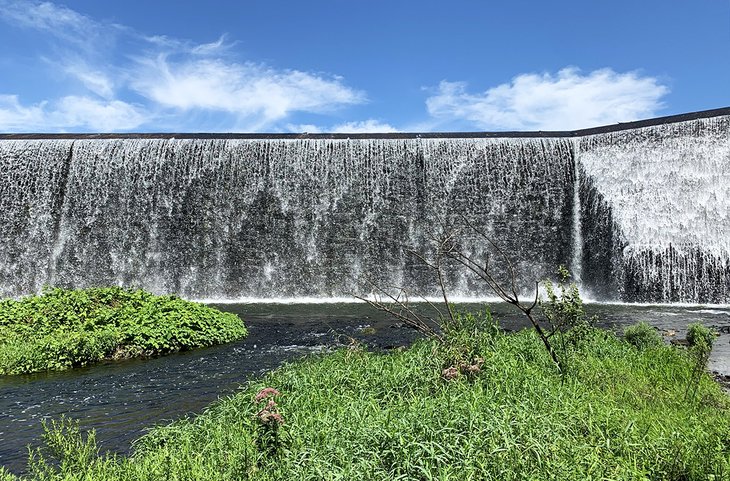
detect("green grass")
[4,320,729,480]
[0,287,247,375]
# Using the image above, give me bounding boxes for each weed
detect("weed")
[540,265,597,372]
[253,388,286,460]
[685,322,716,402]
[624,321,663,350]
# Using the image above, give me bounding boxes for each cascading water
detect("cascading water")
[571,138,583,285]
[0,137,575,300]
[0,109,728,303]
[579,115,730,303]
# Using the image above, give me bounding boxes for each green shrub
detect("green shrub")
[685,323,716,402]
[686,322,715,349]
[623,321,663,350]
[0,287,247,375]
[540,266,597,372]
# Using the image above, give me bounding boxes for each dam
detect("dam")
[1,108,728,303]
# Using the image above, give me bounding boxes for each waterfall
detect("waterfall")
[579,115,730,303]
[571,138,583,285]
[0,137,574,300]
[1,109,728,303]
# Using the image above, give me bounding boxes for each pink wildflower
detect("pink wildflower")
[269,412,284,425]
[255,387,280,402]
[442,366,459,380]
[253,387,285,427]
[464,357,485,374]
[464,363,481,374]
[256,409,284,426]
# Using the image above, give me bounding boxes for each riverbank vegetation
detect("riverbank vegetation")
[2,311,728,480]
[0,287,247,375]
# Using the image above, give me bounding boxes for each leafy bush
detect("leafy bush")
[686,322,715,349]
[623,321,663,350]
[685,322,716,401]
[0,287,247,375]
[540,266,596,371]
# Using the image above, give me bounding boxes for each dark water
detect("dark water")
[1,302,729,474]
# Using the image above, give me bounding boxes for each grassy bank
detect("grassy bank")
[0,287,247,375]
[3,317,728,480]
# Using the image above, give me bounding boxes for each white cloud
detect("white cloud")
[286,119,398,134]
[331,120,398,133]
[0,1,366,132]
[0,0,109,51]
[190,35,235,55]
[0,95,147,132]
[0,95,45,130]
[426,68,669,131]
[50,96,147,131]
[130,56,365,124]
[62,63,115,98]
[0,0,89,32]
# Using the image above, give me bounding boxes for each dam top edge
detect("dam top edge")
[1,106,729,140]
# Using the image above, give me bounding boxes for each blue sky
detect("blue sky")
[0,0,728,133]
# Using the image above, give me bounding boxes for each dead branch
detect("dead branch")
[442,216,562,371]
[355,280,443,340]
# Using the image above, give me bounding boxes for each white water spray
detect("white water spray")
[571,138,583,284]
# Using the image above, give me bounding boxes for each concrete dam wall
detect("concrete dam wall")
[1,108,728,303]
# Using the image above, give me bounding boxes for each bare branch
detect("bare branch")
[442,215,563,372]
[355,214,564,373]
[457,213,521,302]
[527,281,539,313]
[356,279,443,340]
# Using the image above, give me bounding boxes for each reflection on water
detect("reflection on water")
[1,302,729,473]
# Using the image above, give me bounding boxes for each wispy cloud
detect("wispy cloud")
[0,0,113,52]
[426,68,669,131]
[331,120,398,133]
[0,94,147,131]
[190,35,237,56]
[0,0,365,132]
[62,62,116,99]
[287,119,398,134]
[130,56,364,124]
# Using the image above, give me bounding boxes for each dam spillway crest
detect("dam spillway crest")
[1,110,729,303]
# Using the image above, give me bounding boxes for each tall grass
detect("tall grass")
[0,287,247,375]
[5,314,729,480]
